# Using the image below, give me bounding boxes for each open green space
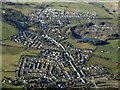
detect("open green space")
[90,2,118,16]
[2,52,22,71]
[91,19,118,25]
[95,51,118,62]
[64,38,96,50]
[2,22,18,40]
[2,72,16,80]
[2,40,25,47]
[2,45,41,80]
[94,39,118,62]
[68,20,90,27]
[98,44,114,51]
[2,3,37,16]
[86,56,118,75]
[2,83,22,88]
[2,46,40,70]
[108,39,118,50]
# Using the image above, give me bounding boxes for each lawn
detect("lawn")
[2,83,22,88]
[95,51,118,62]
[2,40,25,47]
[108,39,118,50]
[0,21,2,40]
[87,56,118,75]
[13,5,36,15]
[2,53,21,71]
[2,72,16,80]
[68,20,80,26]
[88,40,119,74]
[2,44,41,80]
[2,45,41,71]
[2,22,18,40]
[3,3,37,16]
[99,44,114,51]
[94,39,118,62]
[89,2,118,18]
[64,38,96,50]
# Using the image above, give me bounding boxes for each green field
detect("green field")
[108,39,118,50]
[2,47,23,71]
[90,2,118,17]
[47,2,113,18]
[86,56,118,75]
[90,39,119,75]
[94,39,118,62]
[2,40,25,47]
[2,46,40,70]
[2,72,16,80]
[68,20,90,27]
[2,44,41,80]
[2,83,22,88]
[64,38,96,50]
[2,3,37,16]
[2,22,18,40]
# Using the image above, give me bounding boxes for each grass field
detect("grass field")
[95,51,118,62]
[91,19,118,25]
[86,56,118,75]
[89,2,118,17]
[87,39,119,75]
[2,22,18,40]
[94,39,118,62]
[68,20,90,27]
[2,50,21,80]
[2,40,25,47]
[2,3,37,16]
[64,38,96,50]
[2,51,22,71]
[2,44,41,80]
[2,83,22,88]
[108,39,118,50]
[2,72,16,80]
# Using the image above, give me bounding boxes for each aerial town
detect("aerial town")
[1,1,119,89]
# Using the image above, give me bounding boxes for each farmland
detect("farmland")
[2,22,18,40]
[86,55,118,75]
[2,46,42,82]
[64,38,96,50]
[94,39,119,62]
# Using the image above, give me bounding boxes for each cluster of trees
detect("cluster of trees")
[4,2,30,6]
[77,40,109,46]
[107,34,119,40]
